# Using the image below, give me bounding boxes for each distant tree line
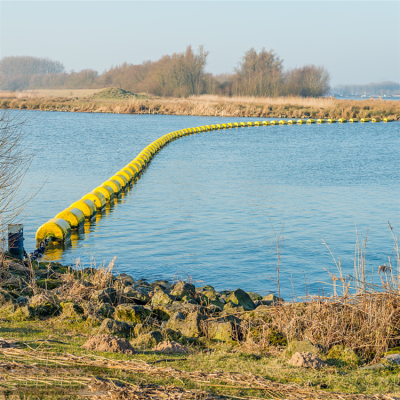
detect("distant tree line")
[333,81,400,96]
[0,47,330,97]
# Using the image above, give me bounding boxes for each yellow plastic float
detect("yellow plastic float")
[55,208,85,230]
[317,119,326,123]
[297,119,306,124]
[338,118,347,123]
[279,120,287,125]
[70,199,96,220]
[82,191,106,211]
[327,119,336,123]
[96,185,115,202]
[349,118,358,123]
[36,218,71,243]
[307,119,315,124]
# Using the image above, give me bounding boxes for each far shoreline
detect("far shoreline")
[1,89,399,120]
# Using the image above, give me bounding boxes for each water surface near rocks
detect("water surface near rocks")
[18,111,400,298]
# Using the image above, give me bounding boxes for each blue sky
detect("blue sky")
[1,1,399,86]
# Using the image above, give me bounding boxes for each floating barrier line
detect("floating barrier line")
[35,118,394,244]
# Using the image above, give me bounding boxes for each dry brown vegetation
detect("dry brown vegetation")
[0,91,399,120]
[3,88,104,98]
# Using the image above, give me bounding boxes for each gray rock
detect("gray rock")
[86,314,103,327]
[166,311,207,338]
[99,303,115,318]
[225,289,255,311]
[170,281,196,301]
[114,304,151,324]
[360,364,386,370]
[136,279,151,287]
[152,302,204,321]
[262,294,284,305]
[28,294,59,318]
[223,303,245,313]
[285,340,319,358]
[134,320,158,337]
[247,292,262,301]
[115,273,135,286]
[196,285,216,293]
[122,286,150,304]
[91,288,116,305]
[151,289,174,306]
[164,328,183,342]
[98,318,133,338]
[197,291,224,310]
[384,354,400,365]
[152,280,171,289]
[206,320,237,342]
[60,302,84,319]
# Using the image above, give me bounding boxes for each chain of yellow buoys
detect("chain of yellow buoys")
[35,117,393,245]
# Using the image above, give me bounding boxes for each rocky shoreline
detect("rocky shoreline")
[0,256,281,346]
[1,254,400,398]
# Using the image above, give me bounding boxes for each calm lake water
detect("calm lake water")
[17,110,400,298]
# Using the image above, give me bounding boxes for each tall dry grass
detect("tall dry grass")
[0,92,399,119]
[190,94,338,108]
[245,227,400,363]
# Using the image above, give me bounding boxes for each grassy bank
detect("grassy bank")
[1,253,400,399]
[1,89,399,120]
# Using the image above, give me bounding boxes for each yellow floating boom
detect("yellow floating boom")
[35,117,393,244]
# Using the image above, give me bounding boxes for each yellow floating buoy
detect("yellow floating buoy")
[327,119,336,123]
[110,174,128,189]
[262,121,270,126]
[82,191,106,211]
[118,169,133,183]
[383,118,392,122]
[55,208,85,230]
[279,120,287,125]
[68,201,95,223]
[360,118,369,123]
[307,119,315,124]
[372,117,381,123]
[247,122,253,126]
[96,185,115,202]
[234,122,239,127]
[288,120,296,125]
[297,119,306,124]
[317,119,326,123]
[349,118,358,123]
[36,218,71,243]
[103,179,122,195]
[240,122,246,127]
[270,120,279,125]
[338,118,347,123]
[122,166,137,179]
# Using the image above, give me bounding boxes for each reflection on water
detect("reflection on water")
[18,111,400,297]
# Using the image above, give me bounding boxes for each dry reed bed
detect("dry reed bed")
[245,292,400,362]
[0,94,399,119]
[0,348,395,400]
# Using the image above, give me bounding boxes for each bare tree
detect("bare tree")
[0,110,36,244]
